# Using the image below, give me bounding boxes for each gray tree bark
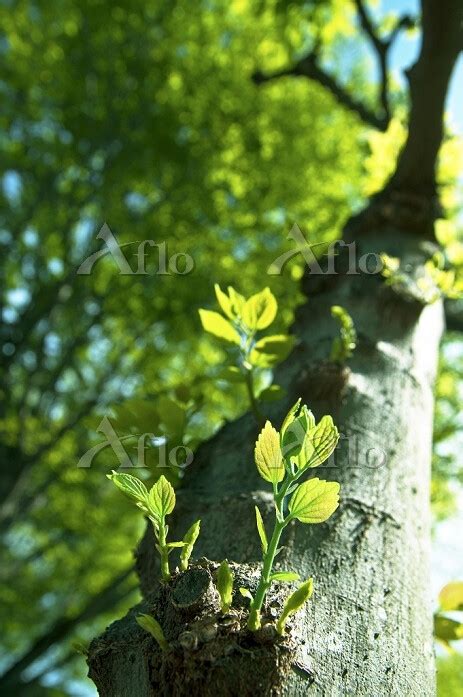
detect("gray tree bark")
[87,2,462,694]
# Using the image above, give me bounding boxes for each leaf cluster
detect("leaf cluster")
[247,400,340,632]
[381,252,463,304]
[108,472,200,580]
[199,285,295,417]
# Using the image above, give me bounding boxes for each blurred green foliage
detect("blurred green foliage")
[437,654,463,697]
[432,339,463,521]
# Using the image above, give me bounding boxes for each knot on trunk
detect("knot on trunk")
[88,559,302,697]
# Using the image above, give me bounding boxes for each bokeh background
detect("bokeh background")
[0,0,462,694]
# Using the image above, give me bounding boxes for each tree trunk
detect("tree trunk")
[87,2,462,694]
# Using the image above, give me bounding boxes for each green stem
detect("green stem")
[158,521,170,581]
[275,476,292,510]
[247,518,286,630]
[247,468,298,631]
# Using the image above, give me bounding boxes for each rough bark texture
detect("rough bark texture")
[87,1,462,694]
[88,559,302,697]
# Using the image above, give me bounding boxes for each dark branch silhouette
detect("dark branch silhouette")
[253,2,415,132]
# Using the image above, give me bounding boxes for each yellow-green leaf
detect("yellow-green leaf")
[255,506,268,553]
[180,519,201,571]
[199,309,241,344]
[291,415,339,470]
[227,286,246,317]
[270,571,300,582]
[217,560,234,613]
[136,614,169,651]
[148,475,176,520]
[281,406,314,460]
[289,478,340,523]
[242,287,277,330]
[214,284,235,319]
[107,471,148,505]
[439,582,463,612]
[239,587,253,601]
[276,578,313,635]
[280,399,302,440]
[299,405,316,431]
[250,335,295,367]
[254,421,284,483]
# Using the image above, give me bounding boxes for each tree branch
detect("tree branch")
[253,53,388,131]
[387,0,463,197]
[253,3,415,132]
[388,13,415,45]
[353,0,390,122]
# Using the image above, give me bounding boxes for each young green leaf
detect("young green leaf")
[255,506,268,554]
[250,335,295,367]
[276,578,313,635]
[247,401,340,634]
[306,416,339,467]
[227,286,246,317]
[166,541,186,549]
[280,398,302,440]
[281,410,308,460]
[254,421,284,483]
[148,475,176,521]
[198,309,241,344]
[291,415,339,470]
[239,587,253,602]
[289,478,340,523]
[298,405,316,432]
[107,471,149,505]
[270,571,300,582]
[136,614,169,651]
[214,284,235,319]
[217,560,234,613]
[180,519,201,572]
[242,287,277,330]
